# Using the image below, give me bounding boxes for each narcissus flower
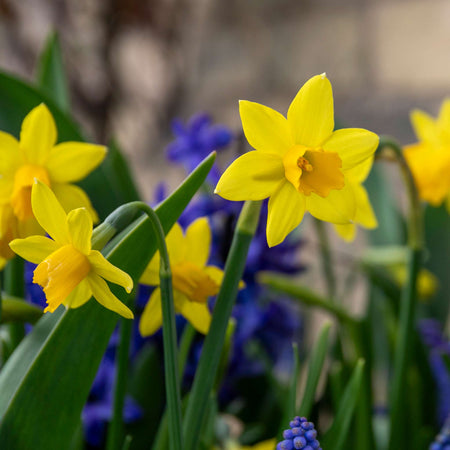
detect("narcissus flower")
[9,181,133,319]
[139,218,224,336]
[215,74,379,247]
[0,103,106,260]
[333,156,378,241]
[404,99,450,211]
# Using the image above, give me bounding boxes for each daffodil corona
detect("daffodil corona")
[9,181,133,319]
[139,218,225,336]
[215,74,379,247]
[404,99,450,211]
[0,103,106,262]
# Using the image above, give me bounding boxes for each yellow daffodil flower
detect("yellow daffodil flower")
[215,74,379,247]
[404,99,450,211]
[139,217,224,336]
[0,103,106,261]
[333,156,378,241]
[9,181,133,319]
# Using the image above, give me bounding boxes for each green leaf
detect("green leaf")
[322,359,365,450]
[0,298,43,325]
[298,322,331,418]
[259,273,356,325]
[36,31,70,111]
[277,343,300,440]
[0,153,215,450]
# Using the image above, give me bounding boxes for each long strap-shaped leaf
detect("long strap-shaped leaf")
[0,153,215,450]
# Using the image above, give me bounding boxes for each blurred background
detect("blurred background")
[1,0,450,200]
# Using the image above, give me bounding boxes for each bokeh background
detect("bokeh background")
[1,0,450,199]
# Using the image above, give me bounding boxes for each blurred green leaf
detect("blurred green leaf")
[322,359,365,450]
[277,343,300,441]
[259,273,356,325]
[298,322,331,418]
[36,32,70,111]
[0,154,215,450]
[0,298,43,325]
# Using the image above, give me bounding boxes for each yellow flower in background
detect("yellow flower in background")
[215,74,379,247]
[139,218,225,336]
[0,103,106,260]
[404,99,450,211]
[392,265,438,300]
[333,156,378,241]
[214,438,276,450]
[9,181,133,319]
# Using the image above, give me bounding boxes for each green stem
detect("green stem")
[182,200,262,450]
[106,305,134,450]
[314,218,336,299]
[379,137,423,450]
[178,323,196,378]
[106,202,183,450]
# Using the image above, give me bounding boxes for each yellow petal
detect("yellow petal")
[239,100,293,156]
[437,98,450,130]
[166,222,186,265]
[333,223,356,242]
[139,288,163,336]
[20,104,57,165]
[306,180,356,224]
[203,266,225,286]
[185,217,211,267]
[139,252,160,286]
[344,156,374,183]
[88,250,133,293]
[67,208,93,254]
[0,131,20,173]
[47,142,107,183]
[87,273,133,319]
[63,279,92,308]
[139,223,184,285]
[9,235,60,263]
[287,74,334,147]
[410,109,440,145]
[52,183,99,223]
[353,184,378,228]
[31,181,69,245]
[179,295,211,335]
[323,128,379,171]
[215,152,284,201]
[267,181,306,247]
[0,178,13,199]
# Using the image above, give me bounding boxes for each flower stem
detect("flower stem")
[178,323,196,378]
[378,137,424,450]
[314,218,336,299]
[182,200,262,450]
[133,202,183,450]
[105,201,183,450]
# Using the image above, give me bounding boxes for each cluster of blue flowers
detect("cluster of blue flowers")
[277,416,321,450]
[430,415,450,450]
[419,319,450,425]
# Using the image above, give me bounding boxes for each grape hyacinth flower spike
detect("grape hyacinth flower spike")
[277,416,321,450]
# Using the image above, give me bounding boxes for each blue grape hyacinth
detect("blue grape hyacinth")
[277,416,321,450]
[430,415,450,450]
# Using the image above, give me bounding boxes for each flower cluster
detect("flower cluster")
[430,415,450,450]
[277,416,321,450]
[0,104,106,268]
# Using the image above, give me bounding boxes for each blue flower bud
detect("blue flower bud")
[276,416,320,450]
